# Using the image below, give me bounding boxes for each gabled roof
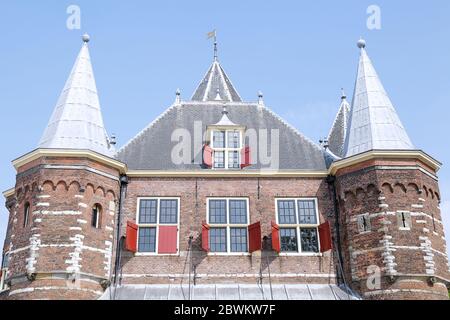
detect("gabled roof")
[328,91,351,158]
[191,59,242,102]
[116,102,328,171]
[344,39,414,157]
[38,35,115,157]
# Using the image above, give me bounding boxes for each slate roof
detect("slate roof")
[116,101,329,171]
[328,92,351,158]
[191,60,242,102]
[38,35,115,157]
[344,39,414,157]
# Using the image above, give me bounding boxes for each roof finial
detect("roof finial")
[357,37,366,49]
[175,88,181,104]
[82,33,90,43]
[341,88,347,100]
[222,104,228,115]
[258,91,264,106]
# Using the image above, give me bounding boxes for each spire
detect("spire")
[38,34,114,157]
[191,54,242,102]
[344,39,414,157]
[327,89,351,158]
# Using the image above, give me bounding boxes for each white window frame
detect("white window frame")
[135,197,180,256]
[275,198,322,256]
[210,130,243,170]
[206,197,251,256]
[0,252,9,292]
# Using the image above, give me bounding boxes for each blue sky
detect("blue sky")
[1,1,450,255]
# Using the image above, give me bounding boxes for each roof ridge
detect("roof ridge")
[116,103,180,155]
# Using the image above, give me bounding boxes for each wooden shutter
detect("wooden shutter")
[125,221,138,253]
[201,221,210,252]
[248,221,262,253]
[203,144,213,168]
[158,226,178,254]
[271,221,281,253]
[318,221,333,253]
[240,146,251,169]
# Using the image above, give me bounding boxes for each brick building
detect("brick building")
[1,35,449,300]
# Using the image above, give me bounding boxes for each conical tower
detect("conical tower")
[1,35,124,300]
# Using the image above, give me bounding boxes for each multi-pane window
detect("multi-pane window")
[207,198,249,253]
[137,198,179,254]
[276,199,320,254]
[211,130,242,169]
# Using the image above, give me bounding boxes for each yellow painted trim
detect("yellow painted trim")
[329,150,441,175]
[12,149,127,174]
[126,170,329,178]
[2,188,15,199]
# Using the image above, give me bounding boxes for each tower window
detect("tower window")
[0,253,9,291]
[397,211,411,230]
[357,214,371,233]
[91,204,102,229]
[23,202,30,228]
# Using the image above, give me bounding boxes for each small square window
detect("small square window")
[228,151,240,169]
[138,227,156,253]
[209,228,227,252]
[298,200,317,225]
[209,200,227,224]
[397,212,412,230]
[300,228,319,253]
[214,151,225,169]
[159,200,178,224]
[139,199,157,224]
[227,131,240,148]
[213,131,225,148]
[229,200,247,224]
[357,214,371,233]
[280,228,298,252]
[278,200,296,224]
[230,228,248,252]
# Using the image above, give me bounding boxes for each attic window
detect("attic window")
[211,130,242,169]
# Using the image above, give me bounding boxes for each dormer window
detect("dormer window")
[211,130,242,169]
[203,106,251,170]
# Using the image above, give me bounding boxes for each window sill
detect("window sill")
[278,252,323,257]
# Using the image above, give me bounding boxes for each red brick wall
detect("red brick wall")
[2,157,120,300]
[335,158,450,300]
[118,177,338,286]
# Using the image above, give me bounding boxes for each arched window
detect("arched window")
[23,202,30,227]
[91,204,102,229]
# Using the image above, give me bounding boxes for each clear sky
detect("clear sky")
[1,1,450,256]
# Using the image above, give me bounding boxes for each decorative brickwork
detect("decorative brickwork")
[335,157,450,300]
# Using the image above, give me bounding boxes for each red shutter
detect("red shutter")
[318,221,333,253]
[125,221,138,253]
[203,144,213,168]
[248,221,262,253]
[271,221,281,253]
[158,226,178,254]
[201,221,210,252]
[240,146,251,169]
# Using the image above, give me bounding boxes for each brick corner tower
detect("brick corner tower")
[329,39,450,300]
[1,34,123,300]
